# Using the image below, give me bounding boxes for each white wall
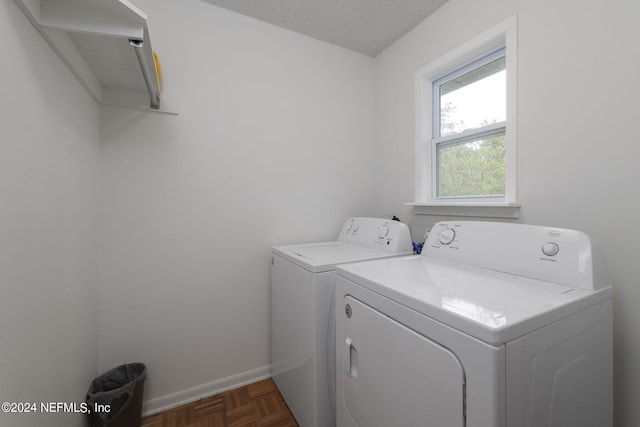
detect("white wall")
[98,0,375,413]
[372,0,640,425]
[0,2,100,427]
[11,0,634,423]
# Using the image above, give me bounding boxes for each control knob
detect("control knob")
[439,227,456,245]
[378,227,389,239]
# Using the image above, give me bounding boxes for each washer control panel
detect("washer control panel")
[424,221,611,291]
[339,217,413,254]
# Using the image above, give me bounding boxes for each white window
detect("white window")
[413,16,518,217]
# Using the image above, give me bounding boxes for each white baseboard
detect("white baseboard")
[141,365,272,416]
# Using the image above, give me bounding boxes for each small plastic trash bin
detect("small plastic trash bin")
[86,363,146,427]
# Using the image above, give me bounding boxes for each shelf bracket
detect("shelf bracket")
[129,39,160,110]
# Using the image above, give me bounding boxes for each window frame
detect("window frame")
[433,47,506,201]
[412,16,518,216]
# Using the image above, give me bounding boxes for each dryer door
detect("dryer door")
[339,296,466,427]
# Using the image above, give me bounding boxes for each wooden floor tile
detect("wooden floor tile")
[225,404,258,426]
[141,378,298,427]
[141,413,164,427]
[248,379,277,398]
[187,415,225,427]
[254,394,285,418]
[193,396,225,419]
[223,387,253,411]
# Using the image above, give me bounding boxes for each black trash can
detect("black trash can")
[86,363,146,427]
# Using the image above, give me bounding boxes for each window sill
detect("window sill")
[406,202,520,219]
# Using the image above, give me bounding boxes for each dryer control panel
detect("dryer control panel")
[338,217,413,254]
[424,221,611,291]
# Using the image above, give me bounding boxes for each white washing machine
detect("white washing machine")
[335,221,613,427]
[271,217,413,427]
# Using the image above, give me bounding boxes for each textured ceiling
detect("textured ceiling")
[199,0,449,57]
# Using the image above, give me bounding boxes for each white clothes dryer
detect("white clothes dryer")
[335,221,613,427]
[271,217,413,427]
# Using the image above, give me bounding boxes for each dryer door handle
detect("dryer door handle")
[346,337,358,378]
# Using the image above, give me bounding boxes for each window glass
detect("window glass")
[436,132,505,197]
[438,56,506,137]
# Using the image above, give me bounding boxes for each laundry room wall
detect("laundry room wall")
[371,0,640,426]
[0,2,100,427]
[99,0,375,413]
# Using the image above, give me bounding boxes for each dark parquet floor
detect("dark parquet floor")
[141,378,298,427]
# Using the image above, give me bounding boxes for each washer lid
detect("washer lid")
[337,256,613,345]
[272,242,407,273]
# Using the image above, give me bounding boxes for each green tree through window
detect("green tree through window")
[438,103,505,197]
